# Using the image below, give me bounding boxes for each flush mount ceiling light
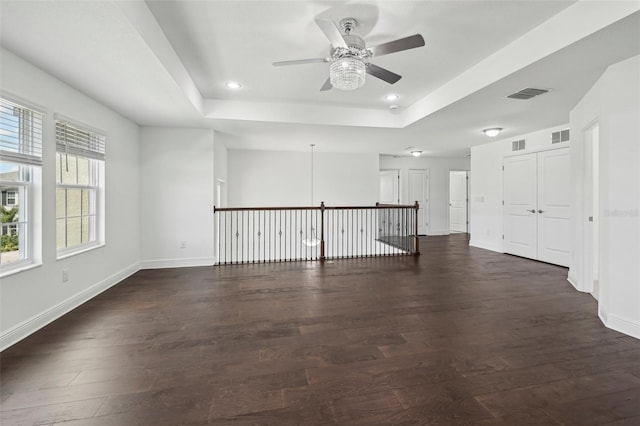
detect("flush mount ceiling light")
[389,105,399,110]
[225,81,242,89]
[385,94,399,101]
[411,150,422,157]
[483,128,503,138]
[273,18,425,91]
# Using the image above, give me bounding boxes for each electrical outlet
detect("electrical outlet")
[62,268,69,283]
[180,241,187,249]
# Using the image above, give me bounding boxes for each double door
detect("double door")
[503,148,570,266]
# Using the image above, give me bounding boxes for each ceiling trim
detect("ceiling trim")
[107,1,640,129]
[116,1,203,115]
[203,99,403,128]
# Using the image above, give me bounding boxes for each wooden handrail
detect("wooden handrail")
[214,203,418,212]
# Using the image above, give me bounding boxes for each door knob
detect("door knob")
[527,209,536,213]
[538,210,544,214]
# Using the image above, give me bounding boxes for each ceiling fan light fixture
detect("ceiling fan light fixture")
[483,127,503,138]
[411,150,422,157]
[330,57,366,91]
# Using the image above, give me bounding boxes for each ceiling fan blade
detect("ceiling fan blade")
[366,63,402,84]
[273,58,330,66]
[315,19,348,49]
[320,78,332,91]
[370,34,425,57]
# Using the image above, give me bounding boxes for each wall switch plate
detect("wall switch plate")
[62,268,69,283]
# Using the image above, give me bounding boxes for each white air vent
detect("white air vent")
[552,129,570,144]
[507,88,549,100]
[511,139,525,151]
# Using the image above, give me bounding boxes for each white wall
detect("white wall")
[570,55,640,339]
[379,156,470,235]
[227,150,379,207]
[0,48,140,349]
[139,127,215,268]
[469,124,570,252]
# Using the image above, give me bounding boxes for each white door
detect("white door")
[537,148,571,266]
[409,169,429,235]
[503,154,538,259]
[449,171,468,233]
[379,170,399,204]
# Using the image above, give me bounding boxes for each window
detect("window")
[0,97,43,272]
[55,120,105,257]
[6,191,17,206]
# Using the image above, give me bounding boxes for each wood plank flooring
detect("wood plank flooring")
[2,234,639,425]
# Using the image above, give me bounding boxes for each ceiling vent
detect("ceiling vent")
[507,88,549,100]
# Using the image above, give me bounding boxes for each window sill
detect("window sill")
[57,242,105,260]
[0,261,42,279]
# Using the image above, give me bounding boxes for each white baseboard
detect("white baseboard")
[469,239,504,253]
[139,257,215,270]
[567,272,579,290]
[0,262,140,351]
[602,313,640,340]
[427,230,450,236]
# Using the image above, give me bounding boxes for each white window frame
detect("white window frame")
[0,96,43,277]
[55,119,105,259]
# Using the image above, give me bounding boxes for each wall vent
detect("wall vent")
[507,88,549,100]
[511,139,526,151]
[552,129,570,144]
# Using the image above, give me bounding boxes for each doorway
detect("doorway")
[449,171,468,233]
[215,179,226,264]
[409,169,429,235]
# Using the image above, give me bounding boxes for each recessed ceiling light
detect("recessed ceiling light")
[411,150,422,157]
[483,128,503,138]
[385,94,399,101]
[225,81,242,89]
[389,105,399,110]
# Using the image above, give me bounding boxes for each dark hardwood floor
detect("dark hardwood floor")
[2,234,640,425]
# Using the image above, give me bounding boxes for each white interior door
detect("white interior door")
[409,169,429,235]
[503,154,538,259]
[379,170,399,204]
[537,148,571,266]
[449,171,468,233]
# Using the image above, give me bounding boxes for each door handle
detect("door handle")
[537,210,544,214]
[527,209,536,213]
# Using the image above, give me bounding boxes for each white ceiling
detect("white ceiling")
[1,1,639,157]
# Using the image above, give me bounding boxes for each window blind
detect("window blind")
[0,98,44,166]
[56,120,106,161]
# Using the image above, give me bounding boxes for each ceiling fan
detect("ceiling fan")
[273,18,425,91]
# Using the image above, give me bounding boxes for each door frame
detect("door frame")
[448,169,469,234]
[583,122,600,298]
